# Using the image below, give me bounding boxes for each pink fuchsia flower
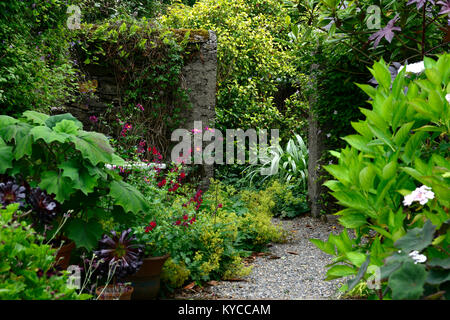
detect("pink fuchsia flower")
[217,203,223,209]
[137,103,144,111]
[89,115,98,123]
[403,185,435,206]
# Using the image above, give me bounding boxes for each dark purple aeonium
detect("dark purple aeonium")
[28,188,60,225]
[94,229,144,280]
[0,180,26,208]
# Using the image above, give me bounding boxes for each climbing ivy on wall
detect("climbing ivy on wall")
[74,17,199,159]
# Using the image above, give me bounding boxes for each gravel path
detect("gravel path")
[174,215,346,300]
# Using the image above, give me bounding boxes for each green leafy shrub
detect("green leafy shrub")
[0,204,90,300]
[0,111,150,251]
[72,0,166,22]
[244,133,308,190]
[0,0,78,116]
[125,171,284,289]
[312,55,450,300]
[162,0,305,137]
[74,17,193,158]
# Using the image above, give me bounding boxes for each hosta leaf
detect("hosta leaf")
[45,113,83,129]
[65,219,103,251]
[30,126,68,144]
[388,262,426,300]
[0,122,33,160]
[109,180,150,214]
[59,160,98,195]
[38,170,75,203]
[0,121,32,143]
[0,145,13,174]
[22,111,49,125]
[0,115,18,127]
[394,220,436,252]
[13,131,32,160]
[69,131,114,166]
[53,120,81,135]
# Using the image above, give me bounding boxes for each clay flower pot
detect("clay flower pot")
[96,284,134,300]
[127,253,170,300]
[55,241,75,270]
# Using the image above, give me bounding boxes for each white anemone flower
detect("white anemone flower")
[409,250,427,264]
[402,185,435,206]
[446,94,450,104]
[398,61,425,75]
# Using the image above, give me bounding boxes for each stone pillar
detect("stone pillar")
[180,30,218,189]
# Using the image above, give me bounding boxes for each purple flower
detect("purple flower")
[368,15,402,49]
[137,103,144,111]
[89,115,98,123]
[438,0,450,14]
[407,0,435,9]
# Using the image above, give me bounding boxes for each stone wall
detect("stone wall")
[61,30,218,187]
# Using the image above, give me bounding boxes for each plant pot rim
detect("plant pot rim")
[143,253,170,261]
[95,284,134,299]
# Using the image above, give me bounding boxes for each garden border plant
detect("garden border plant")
[311,54,450,300]
[0,111,150,251]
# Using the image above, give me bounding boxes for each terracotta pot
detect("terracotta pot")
[55,241,75,270]
[127,254,170,300]
[96,285,134,300]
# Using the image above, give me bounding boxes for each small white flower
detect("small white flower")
[446,93,450,104]
[409,250,427,264]
[333,110,338,115]
[398,61,425,75]
[326,133,332,138]
[403,185,435,207]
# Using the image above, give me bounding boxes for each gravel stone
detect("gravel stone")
[177,215,347,300]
